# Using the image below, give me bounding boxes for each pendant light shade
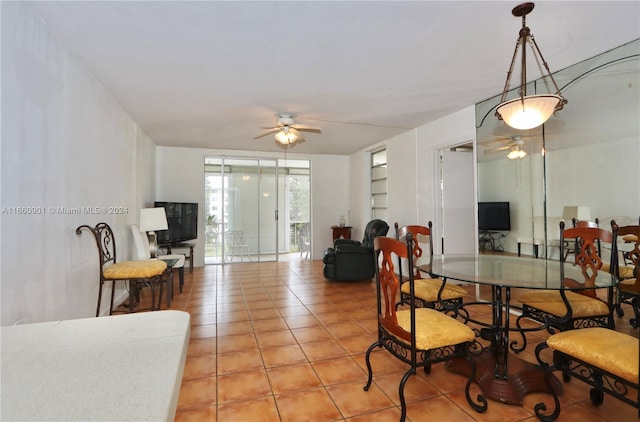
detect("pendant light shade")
[497,94,563,130]
[495,3,567,130]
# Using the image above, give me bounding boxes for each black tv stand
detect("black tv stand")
[479,229,505,252]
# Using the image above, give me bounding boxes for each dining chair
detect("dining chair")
[612,223,640,327]
[76,222,168,316]
[564,217,600,261]
[131,224,186,294]
[513,221,617,352]
[363,234,487,421]
[394,222,467,311]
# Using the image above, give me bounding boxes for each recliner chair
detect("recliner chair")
[322,219,389,281]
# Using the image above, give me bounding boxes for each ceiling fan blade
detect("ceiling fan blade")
[295,128,322,134]
[485,146,512,153]
[479,137,511,146]
[260,125,279,130]
[253,128,280,139]
[292,124,322,132]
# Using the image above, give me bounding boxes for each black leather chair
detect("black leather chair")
[322,219,389,281]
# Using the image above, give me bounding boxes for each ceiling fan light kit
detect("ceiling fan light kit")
[495,2,567,130]
[275,126,299,145]
[254,113,321,147]
[507,147,527,159]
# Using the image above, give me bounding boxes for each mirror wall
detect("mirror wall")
[476,39,639,259]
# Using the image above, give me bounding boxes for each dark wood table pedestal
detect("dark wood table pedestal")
[447,350,562,405]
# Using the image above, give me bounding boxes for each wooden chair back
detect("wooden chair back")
[560,220,616,296]
[616,223,640,285]
[394,222,433,279]
[374,235,414,344]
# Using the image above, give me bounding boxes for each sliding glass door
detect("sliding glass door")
[204,157,278,264]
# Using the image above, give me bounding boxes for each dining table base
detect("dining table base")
[447,349,563,405]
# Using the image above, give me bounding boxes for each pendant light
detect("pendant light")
[495,2,567,130]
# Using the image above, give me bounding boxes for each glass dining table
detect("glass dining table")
[419,254,618,406]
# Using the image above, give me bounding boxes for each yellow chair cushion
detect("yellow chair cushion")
[396,308,475,350]
[401,279,467,301]
[623,234,638,243]
[601,262,635,280]
[546,327,638,384]
[103,260,167,279]
[517,290,609,318]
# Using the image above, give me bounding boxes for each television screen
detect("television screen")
[478,202,511,231]
[154,202,198,245]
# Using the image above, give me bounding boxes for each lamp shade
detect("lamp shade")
[140,207,168,232]
[562,206,591,222]
[496,94,563,130]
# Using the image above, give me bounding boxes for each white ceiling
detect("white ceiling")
[26,1,640,155]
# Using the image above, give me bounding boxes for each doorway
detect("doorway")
[434,144,476,255]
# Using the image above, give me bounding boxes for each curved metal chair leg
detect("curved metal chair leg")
[363,341,381,391]
[398,368,416,422]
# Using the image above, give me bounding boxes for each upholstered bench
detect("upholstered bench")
[536,327,639,417]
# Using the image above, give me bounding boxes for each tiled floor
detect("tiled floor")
[130,258,638,421]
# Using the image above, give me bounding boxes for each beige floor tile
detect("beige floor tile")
[275,387,343,422]
[311,356,367,385]
[217,396,281,421]
[177,377,216,411]
[326,380,395,418]
[267,363,323,394]
[217,348,264,375]
[217,369,272,404]
[261,344,309,368]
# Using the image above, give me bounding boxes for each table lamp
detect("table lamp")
[140,207,168,258]
[562,206,591,223]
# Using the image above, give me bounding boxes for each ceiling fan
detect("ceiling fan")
[482,136,529,159]
[253,113,322,145]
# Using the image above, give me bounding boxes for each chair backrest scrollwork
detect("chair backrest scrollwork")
[76,222,117,278]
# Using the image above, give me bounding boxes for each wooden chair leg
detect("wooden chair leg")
[179,267,184,293]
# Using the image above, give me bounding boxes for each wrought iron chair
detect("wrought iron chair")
[363,234,487,421]
[76,222,168,316]
[613,223,640,327]
[394,222,467,311]
[513,221,617,352]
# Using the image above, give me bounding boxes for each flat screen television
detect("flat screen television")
[478,202,511,231]
[154,201,198,245]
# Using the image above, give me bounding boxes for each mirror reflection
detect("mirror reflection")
[476,39,639,259]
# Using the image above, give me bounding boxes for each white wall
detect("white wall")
[155,147,349,262]
[1,3,156,324]
[347,107,477,250]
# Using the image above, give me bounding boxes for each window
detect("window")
[371,149,387,220]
